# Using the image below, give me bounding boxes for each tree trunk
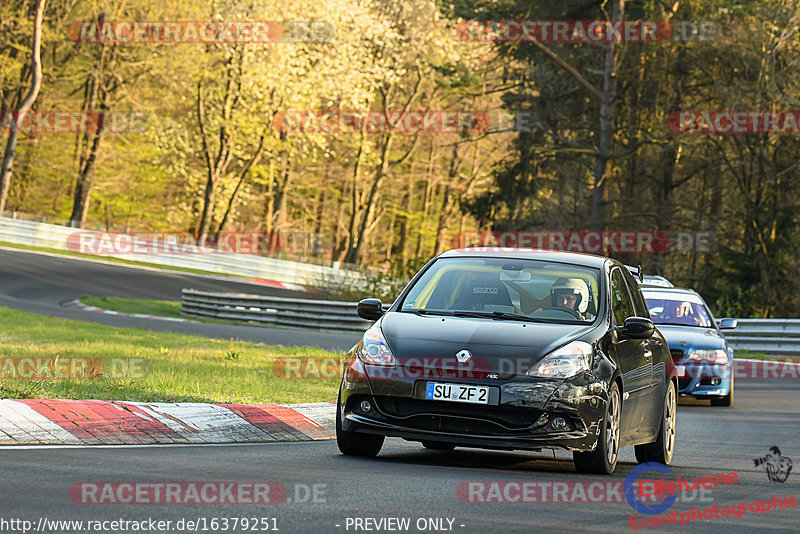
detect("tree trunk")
[650,145,678,274]
[341,132,368,264]
[414,143,437,259]
[589,0,624,231]
[196,51,240,245]
[384,210,396,261]
[314,158,332,236]
[346,133,394,264]
[434,144,460,255]
[269,130,292,252]
[70,128,104,226]
[398,170,414,268]
[217,132,266,232]
[0,0,46,215]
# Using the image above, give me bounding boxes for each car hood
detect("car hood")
[655,324,728,351]
[379,311,595,370]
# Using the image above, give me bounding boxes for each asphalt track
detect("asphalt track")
[0,247,360,351]
[1,382,798,533]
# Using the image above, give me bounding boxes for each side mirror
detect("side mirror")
[718,318,738,330]
[357,298,384,320]
[619,317,655,339]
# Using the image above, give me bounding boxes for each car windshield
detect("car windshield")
[399,257,601,324]
[643,292,714,328]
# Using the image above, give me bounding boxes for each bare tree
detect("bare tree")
[0,0,46,215]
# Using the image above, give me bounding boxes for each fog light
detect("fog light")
[710,377,721,386]
[360,400,372,413]
[552,417,567,430]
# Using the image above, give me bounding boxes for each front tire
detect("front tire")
[573,381,621,475]
[336,396,384,457]
[635,380,677,464]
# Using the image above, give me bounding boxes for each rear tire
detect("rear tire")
[635,381,677,464]
[336,396,384,457]
[573,382,621,475]
[710,376,733,407]
[421,441,456,451]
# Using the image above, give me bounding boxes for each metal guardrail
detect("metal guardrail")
[0,217,363,288]
[720,319,800,357]
[182,290,800,353]
[181,289,382,332]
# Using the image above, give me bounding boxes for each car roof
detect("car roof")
[639,283,675,289]
[641,286,699,296]
[641,275,673,287]
[439,249,611,269]
[641,286,707,304]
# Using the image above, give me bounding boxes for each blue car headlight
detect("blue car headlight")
[687,349,728,365]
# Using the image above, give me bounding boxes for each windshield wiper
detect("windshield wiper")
[655,322,710,328]
[404,309,453,316]
[452,310,545,323]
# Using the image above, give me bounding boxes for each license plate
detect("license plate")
[425,382,489,404]
[676,365,685,377]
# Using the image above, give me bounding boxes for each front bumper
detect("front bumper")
[339,357,611,452]
[676,364,732,398]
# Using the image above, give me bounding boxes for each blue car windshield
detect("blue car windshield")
[400,257,601,324]
[644,292,714,328]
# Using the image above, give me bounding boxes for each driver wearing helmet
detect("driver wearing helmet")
[550,277,590,320]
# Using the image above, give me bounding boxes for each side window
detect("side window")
[621,269,651,318]
[611,269,634,326]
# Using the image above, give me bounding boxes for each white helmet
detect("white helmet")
[551,277,590,313]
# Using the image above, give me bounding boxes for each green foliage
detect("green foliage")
[3,0,800,317]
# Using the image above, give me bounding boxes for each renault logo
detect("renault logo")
[455,350,473,363]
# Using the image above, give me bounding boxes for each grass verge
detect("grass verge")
[0,306,342,404]
[733,350,798,362]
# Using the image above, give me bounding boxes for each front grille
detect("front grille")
[395,414,518,435]
[670,349,685,363]
[373,396,541,432]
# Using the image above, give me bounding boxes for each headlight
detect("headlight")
[527,341,592,379]
[688,349,728,365]
[358,326,396,366]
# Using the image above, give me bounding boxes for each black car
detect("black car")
[336,250,678,474]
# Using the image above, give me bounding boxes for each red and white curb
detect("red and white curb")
[0,399,335,445]
[66,299,198,323]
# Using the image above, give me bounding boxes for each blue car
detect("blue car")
[641,286,737,407]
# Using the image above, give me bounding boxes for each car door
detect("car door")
[623,268,667,435]
[609,267,651,437]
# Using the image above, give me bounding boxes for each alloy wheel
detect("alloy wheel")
[663,383,677,463]
[606,388,621,465]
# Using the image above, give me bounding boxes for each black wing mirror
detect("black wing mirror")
[357,298,384,320]
[619,317,655,339]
